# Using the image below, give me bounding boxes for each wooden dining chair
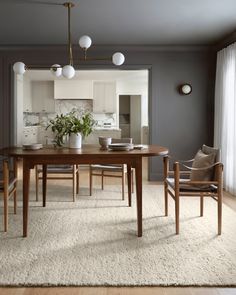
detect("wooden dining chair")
[89,138,134,200]
[35,164,79,202]
[163,145,223,235]
[0,156,18,232]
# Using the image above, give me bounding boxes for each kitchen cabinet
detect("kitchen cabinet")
[93,81,117,113]
[54,80,93,99]
[32,81,55,112]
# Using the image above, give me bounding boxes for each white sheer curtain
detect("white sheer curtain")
[214,43,236,196]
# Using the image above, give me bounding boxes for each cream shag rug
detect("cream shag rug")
[0,183,236,286]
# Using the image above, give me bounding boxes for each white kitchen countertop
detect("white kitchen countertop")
[94,127,121,131]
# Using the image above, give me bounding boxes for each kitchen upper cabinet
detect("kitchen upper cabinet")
[93,81,116,113]
[54,80,93,99]
[32,81,55,112]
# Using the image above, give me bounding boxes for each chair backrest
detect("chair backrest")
[202,144,221,162]
[201,145,221,181]
[112,138,133,144]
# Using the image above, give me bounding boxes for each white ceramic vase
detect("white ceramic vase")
[69,133,82,149]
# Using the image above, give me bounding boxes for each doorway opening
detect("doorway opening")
[119,95,149,144]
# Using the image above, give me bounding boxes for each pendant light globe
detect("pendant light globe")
[62,65,75,79]
[13,62,26,75]
[112,52,125,66]
[50,64,62,77]
[79,35,92,49]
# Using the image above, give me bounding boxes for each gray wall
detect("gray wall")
[0,45,216,180]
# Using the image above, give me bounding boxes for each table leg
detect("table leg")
[23,160,30,237]
[42,164,47,207]
[135,158,142,237]
[127,164,132,207]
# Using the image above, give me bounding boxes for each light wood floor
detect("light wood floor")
[1,161,236,295]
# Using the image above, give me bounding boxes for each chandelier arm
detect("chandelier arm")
[24,65,61,70]
[79,56,112,62]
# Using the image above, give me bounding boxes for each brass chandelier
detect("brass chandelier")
[13,2,125,79]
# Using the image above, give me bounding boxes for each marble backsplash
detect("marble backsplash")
[24,99,93,127]
[55,99,92,114]
[23,99,117,127]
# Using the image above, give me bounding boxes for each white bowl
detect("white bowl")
[98,137,112,149]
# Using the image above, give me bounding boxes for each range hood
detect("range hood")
[54,80,93,99]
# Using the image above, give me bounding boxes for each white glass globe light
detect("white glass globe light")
[62,65,75,79]
[50,64,62,77]
[13,62,26,75]
[79,35,92,49]
[181,84,192,95]
[112,52,125,66]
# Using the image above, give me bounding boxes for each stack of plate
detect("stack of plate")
[23,143,43,150]
[108,143,134,151]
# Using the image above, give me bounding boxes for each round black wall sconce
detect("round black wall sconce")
[179,84,192,95]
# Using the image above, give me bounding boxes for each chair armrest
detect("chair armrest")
[179,180,218,185]
[178,158,195,163]
[166,154,195,163]
[168,171,191,176]
[173,162,223,187]
[180,161,223,171]
[164,155,194,178]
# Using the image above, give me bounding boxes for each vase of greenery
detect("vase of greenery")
[69,132,82,148]
[47,110,96,148]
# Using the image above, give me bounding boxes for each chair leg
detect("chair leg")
[13,159,18,214]
[89,165,92,196]
[200,195,204,217]
[122,169,125,200]
[101,170,104,190]
[131,169,134,194]
[42,165,47,207]
[72,165,76,202]
[218,193,222,235]
[14,189,17,214]
[35,165,39,202]
[215,163,223,235]
[175,196,180,235]
[76,166,79,195]
[4,188,8,232]
[164,181,168,216]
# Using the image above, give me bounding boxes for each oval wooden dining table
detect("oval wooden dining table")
[1,144,169,237]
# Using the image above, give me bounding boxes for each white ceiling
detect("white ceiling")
[1,0,236,45]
